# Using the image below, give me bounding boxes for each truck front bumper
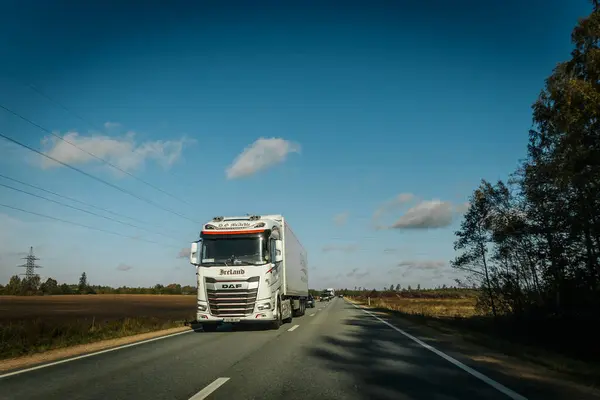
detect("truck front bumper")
[194,309,276,324]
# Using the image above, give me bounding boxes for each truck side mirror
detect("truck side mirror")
[274,239,283,263]
[190,241,201,265]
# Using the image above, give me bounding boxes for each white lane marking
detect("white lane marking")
[348,302,528,400]
[189,377,230,400]
[0,329,194,379]
[309,313,315,317]
[288,324,300,332]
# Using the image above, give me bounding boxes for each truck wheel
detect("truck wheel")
[299,300,306,316]
[271,301,282,330]
[202,324,218,332]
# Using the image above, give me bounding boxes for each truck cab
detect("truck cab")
[189,215,308,331]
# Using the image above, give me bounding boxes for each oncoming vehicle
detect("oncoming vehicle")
[189,214,309,331]
[319,291,331,301]
[319,288,334,301]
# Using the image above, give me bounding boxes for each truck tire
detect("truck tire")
[271,300,282,330]
[202,324,218,332]
[298,300,306,316]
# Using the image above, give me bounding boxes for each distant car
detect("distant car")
[307,295,315,308]
[320,295,330,302]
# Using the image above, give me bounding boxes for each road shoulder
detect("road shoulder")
[0,326,192,374]
[346,298,600,400]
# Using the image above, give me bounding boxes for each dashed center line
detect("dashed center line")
[288,324,300,332]
[189,377,230,400]
[309,313,315,317]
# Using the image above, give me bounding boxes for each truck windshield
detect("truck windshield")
[201,237,266,266]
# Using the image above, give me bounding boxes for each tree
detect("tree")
[451,181,498,318]
[57,283,70,294]
[78,272,89,294]
[6,275,22,295]
[40,278,59,295]
[395,284,400,291]
[449,3,600,359]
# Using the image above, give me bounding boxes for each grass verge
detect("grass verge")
[348,296,600,387]
[0,316,192,360]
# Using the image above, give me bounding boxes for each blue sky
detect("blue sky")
[0,0,592,289]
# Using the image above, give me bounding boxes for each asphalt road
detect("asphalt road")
[0,298,566,400]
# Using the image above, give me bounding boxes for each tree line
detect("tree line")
[309,287,476,299]
[0,272,196,296]
[449,4,600,358]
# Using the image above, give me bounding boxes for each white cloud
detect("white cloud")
[104,121,121,129]
[455,202,470,213]
[333,212,349,227]
[226,137,300,179]
[177,247,190,259]
[116,263,133,271]
[322,243,359,253]
[373,192,416,219]
[396,259,447,278]
[397,260,446,269]
[390,199,455,229]
[346,267,370,278]
[39,131,193,174]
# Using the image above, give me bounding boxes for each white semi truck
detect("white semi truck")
[189,214,309,331]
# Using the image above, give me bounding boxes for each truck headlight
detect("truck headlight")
[198,304,207,311]
[257,302,271,310]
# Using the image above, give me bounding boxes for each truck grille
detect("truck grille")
[206,287,258,316]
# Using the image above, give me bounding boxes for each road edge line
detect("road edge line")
[347,300,528,400]
[0,329,194,379]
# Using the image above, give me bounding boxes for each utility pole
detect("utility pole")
[18,246,42,279]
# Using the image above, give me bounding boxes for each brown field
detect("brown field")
[364,296,479,318]
[0,295,197,360]
[0,294,196,322]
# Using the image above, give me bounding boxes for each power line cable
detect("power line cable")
[0,182,184,243]
[0,172,164,229]
[0,102,194,207]
[0,132,199,224]
[0,203,181,250]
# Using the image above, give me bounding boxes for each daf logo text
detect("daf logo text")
[221,284,242,289]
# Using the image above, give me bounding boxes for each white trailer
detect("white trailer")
[189,214,309,331]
